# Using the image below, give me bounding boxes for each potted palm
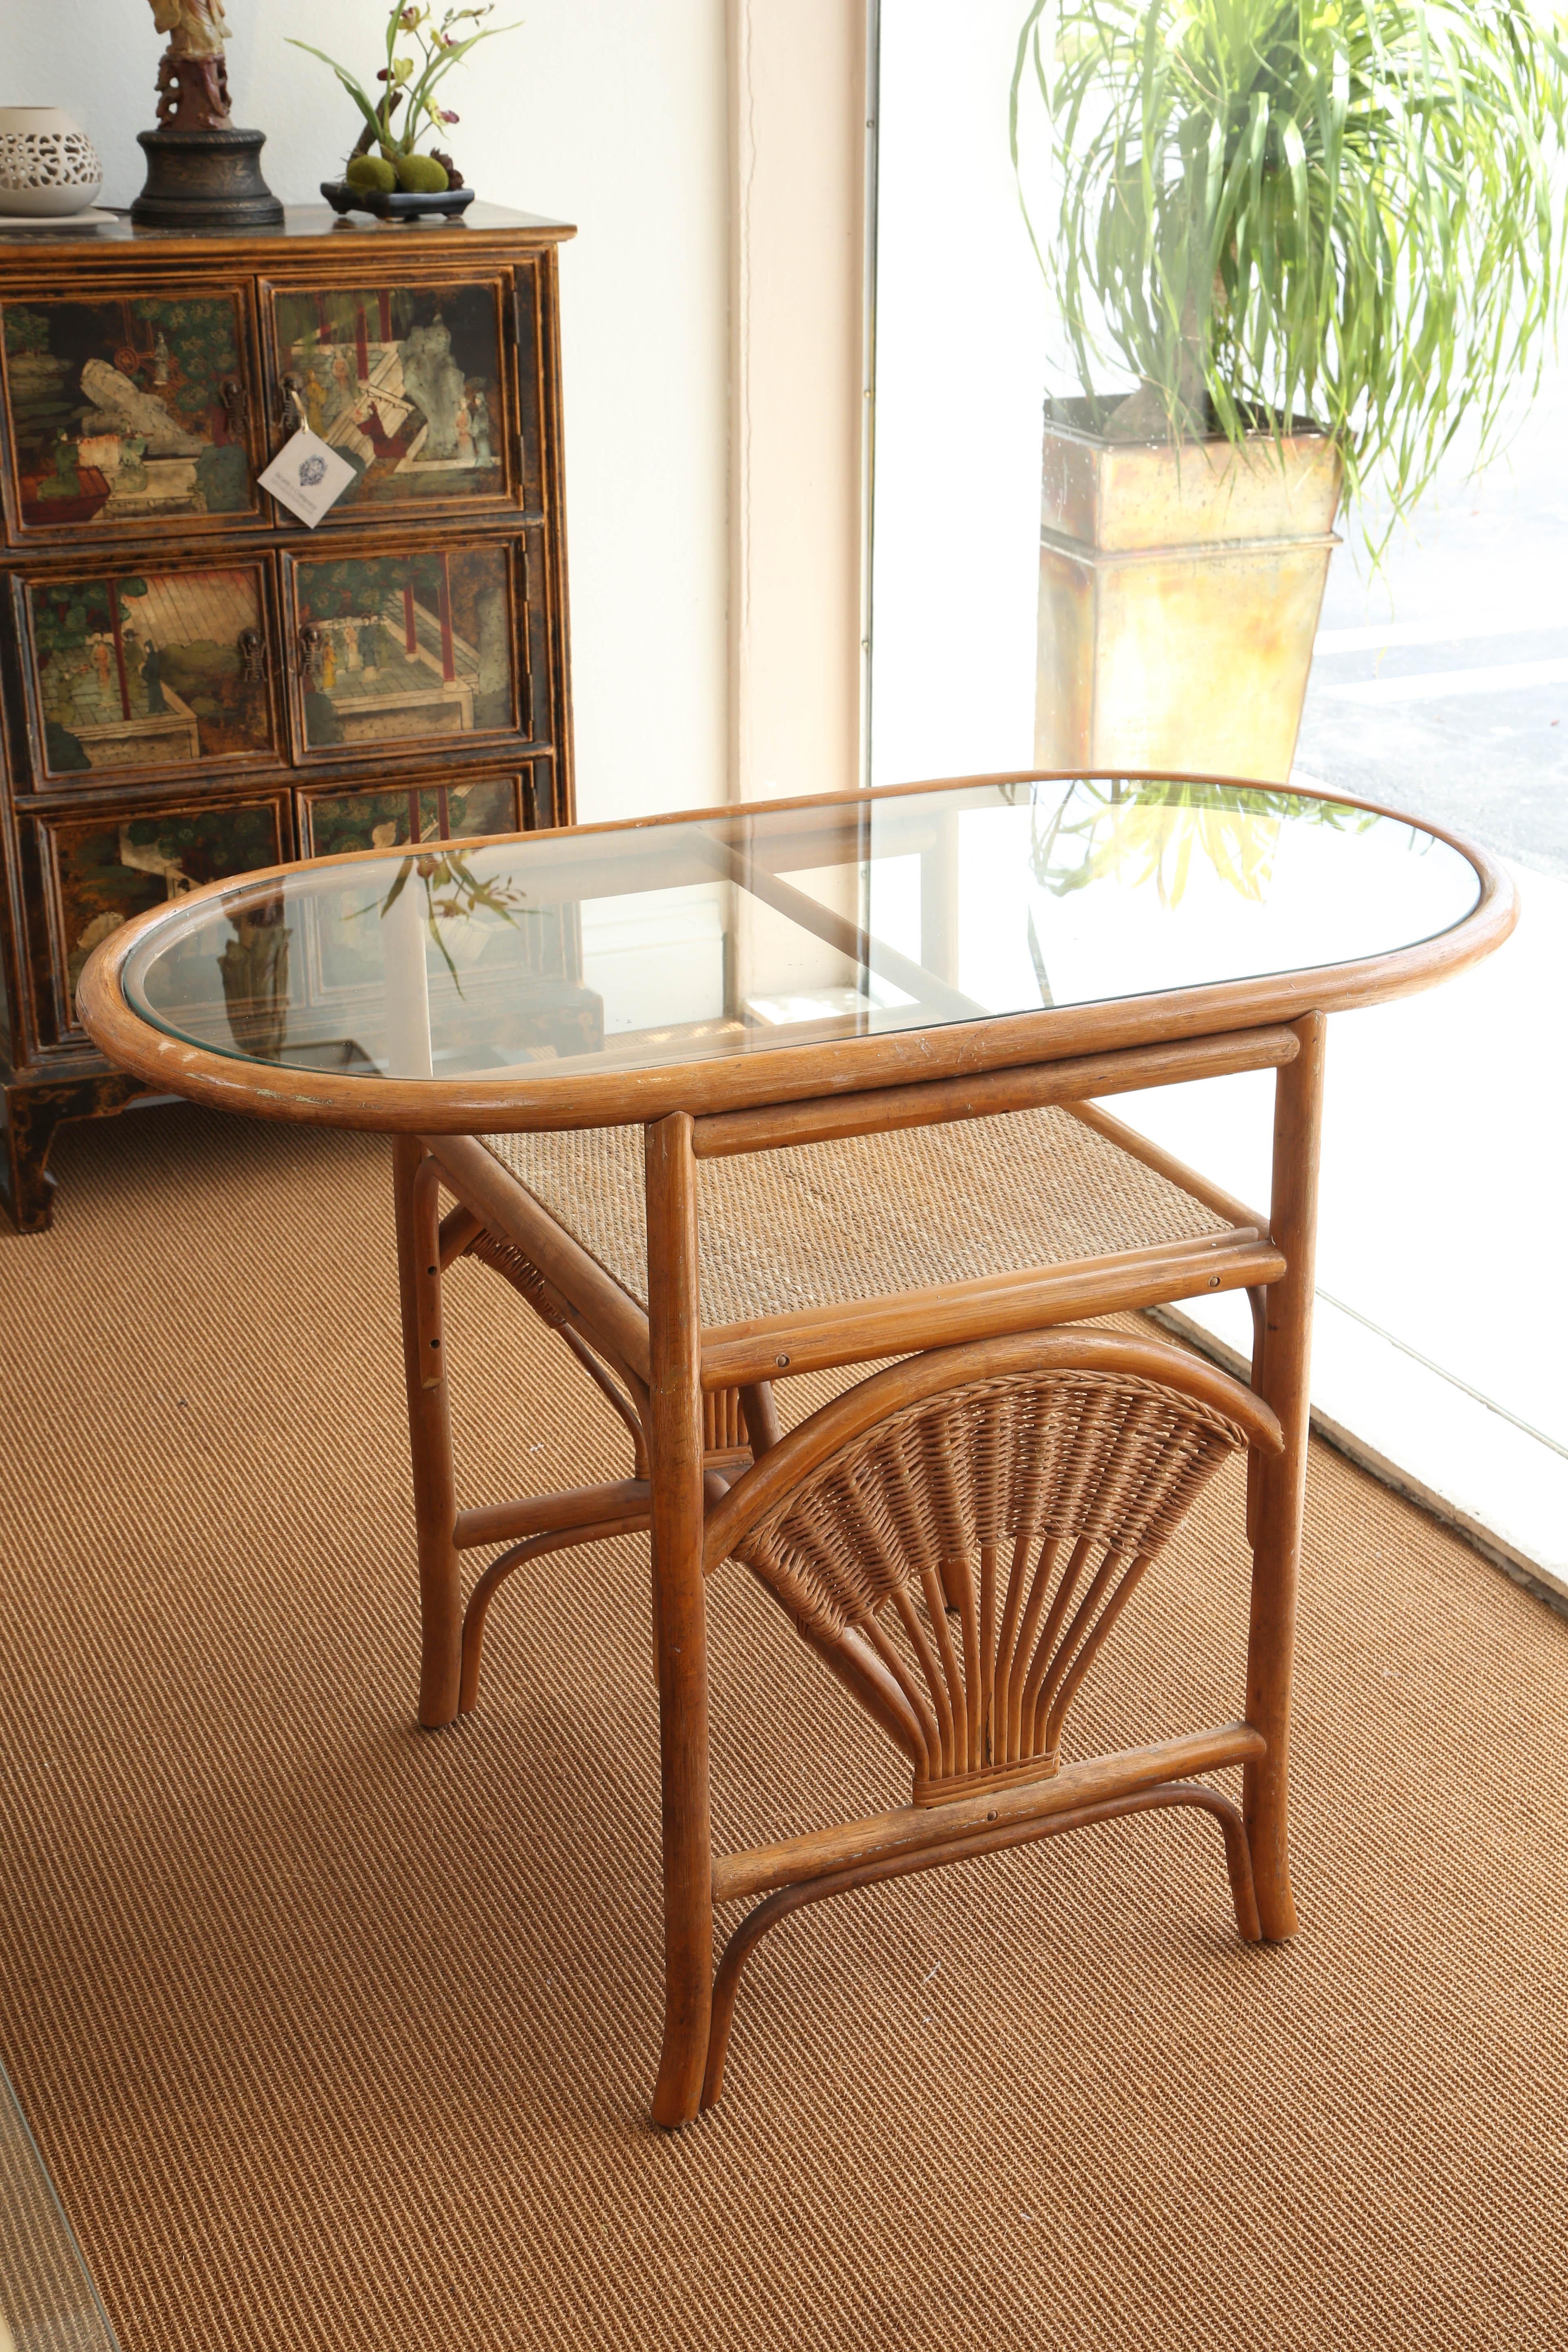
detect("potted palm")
[1012,0,1568,780]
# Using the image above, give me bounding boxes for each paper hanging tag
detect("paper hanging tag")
[258,429,358,528]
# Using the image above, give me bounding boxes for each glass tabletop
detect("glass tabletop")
[117,776,1482,1086]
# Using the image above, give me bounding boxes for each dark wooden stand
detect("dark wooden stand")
[0,204,576,1230]
[131,127,284,232]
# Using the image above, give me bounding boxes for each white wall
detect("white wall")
[0,0,730,825]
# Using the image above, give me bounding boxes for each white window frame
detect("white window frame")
[726,0,879,804]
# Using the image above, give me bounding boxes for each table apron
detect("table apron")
[690,1025,1300,1161]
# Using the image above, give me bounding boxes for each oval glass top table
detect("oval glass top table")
[79,773,1513,2127]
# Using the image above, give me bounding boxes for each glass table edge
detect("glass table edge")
[92,773,1506,1114]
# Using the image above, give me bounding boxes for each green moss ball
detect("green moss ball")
[346,154,397,193]
[396,154,450,194]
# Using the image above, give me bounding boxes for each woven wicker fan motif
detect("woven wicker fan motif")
[737,1370,1247,1803]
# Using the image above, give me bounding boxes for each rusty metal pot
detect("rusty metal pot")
[1035,399,1343,784]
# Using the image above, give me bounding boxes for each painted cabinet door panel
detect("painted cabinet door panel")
[299,771,523,858]
[38,793,288,1041]
[0,285,260,542]
[263,278,514,522]
[285,539,526,758]
[20,560,278,786]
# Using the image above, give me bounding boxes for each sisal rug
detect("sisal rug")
[0,1104,1563,2352]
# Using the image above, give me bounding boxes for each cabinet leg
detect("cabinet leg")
[0,1074,149,1235]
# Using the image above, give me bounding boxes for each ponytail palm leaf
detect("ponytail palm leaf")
[1010,0,1568,532]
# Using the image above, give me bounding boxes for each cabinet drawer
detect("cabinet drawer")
[262,276,517,523]
[0,283,262,545]
[284,537,528,760]
[36,791,289,1042]
[15,557,281,788]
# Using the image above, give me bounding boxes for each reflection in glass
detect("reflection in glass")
[1029,777,1378,908]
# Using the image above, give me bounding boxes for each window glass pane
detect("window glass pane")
[870,0,1568,1583]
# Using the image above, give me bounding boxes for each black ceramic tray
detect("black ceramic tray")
[321,180,477,223]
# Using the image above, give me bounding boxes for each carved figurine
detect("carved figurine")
[147,0,233,132]
[133,0,280,227]
[150,0,230,54]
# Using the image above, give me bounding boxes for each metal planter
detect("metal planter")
[1035,404,1343,783]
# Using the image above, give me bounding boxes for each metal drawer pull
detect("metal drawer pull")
[219,374,248,430]
[277,374,307,436]
[295,623,324,680]
[237,627,268,685]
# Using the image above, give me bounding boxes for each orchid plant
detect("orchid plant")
[289,4,518,181]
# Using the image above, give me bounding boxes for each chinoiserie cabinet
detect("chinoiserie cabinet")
[0,203,575,1230]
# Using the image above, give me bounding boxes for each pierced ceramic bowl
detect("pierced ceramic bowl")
[0,108,103,218]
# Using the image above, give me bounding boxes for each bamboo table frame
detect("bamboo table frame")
[79,772,1515,2127]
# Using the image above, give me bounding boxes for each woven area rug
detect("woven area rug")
[0,1103,1564,2352]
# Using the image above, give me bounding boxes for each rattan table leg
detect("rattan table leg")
[646,1112,715,2127]
[1245,1011,1326,1939]
[394,1137,463,1730]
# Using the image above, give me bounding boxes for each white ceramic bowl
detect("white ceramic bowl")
[0,107,103,218]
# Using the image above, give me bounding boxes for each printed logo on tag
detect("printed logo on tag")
[258,429,359,528]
